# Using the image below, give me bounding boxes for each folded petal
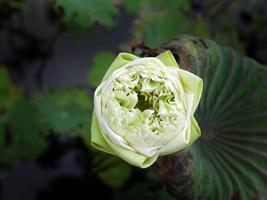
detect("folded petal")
[159,93,194,155]
[102,53,138,81]
[156,50,179,67]
[178,69,203,114]
[91,112,158,168]
[91,111,114,154]
[188,116,201,146]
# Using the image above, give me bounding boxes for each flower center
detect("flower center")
[103,66,187,148]
[134,93,153,111]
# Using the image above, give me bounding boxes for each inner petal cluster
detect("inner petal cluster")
[102,63,187,154]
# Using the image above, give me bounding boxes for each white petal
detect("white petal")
[159,92,194,155]
[94,82,135,151]
[131,145,160,157]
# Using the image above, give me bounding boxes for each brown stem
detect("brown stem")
[154,150,194,200]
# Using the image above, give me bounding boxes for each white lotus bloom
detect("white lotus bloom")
[91,51,203,168]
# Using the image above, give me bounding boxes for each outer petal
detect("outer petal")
[188,116,201,146]
[156,50,179,67]
[94,84,135,151]
[159,117,201,156]
[91,112,158,168]
[156,50,202,154]
[91,110,114,154]
[159,92,194,155]
[178,69,203,114]
[102,53,138,81]
[157,50,203,114]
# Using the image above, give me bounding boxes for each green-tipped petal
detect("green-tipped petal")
[156,50,179,67]
[159,116,201,156]
[91,111,114,154]
[178,69,203,113]
[159,92,194,155]
[102,53,138,81]
[188,116,201,145]
[91,112,158,168]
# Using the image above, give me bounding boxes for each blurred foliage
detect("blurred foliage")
[1,0,267,199]
[122,0,191,15]
[134,10,209,48]
[123,0,209,47]
[3,98,47,164]
[0,67,46,164]
[0,68,93,165]
[35,89,92,134]
[47,0,267,63]
[87,51,116,87]
[94,156,132,188]
[0,67,19,110]
[53,0,118,31]
[115,183,174,200]
[0,0,24,11]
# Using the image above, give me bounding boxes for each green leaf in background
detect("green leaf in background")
[122,0,142,15]
[0,67,19,110]
[0,68,40,165]
[0,67,11,109]
[97,156,132,188]
[54,0,118,30]
[115,183,174,200]
[122,0,190,15]
[0,119,5,150]
[161,36,267,199]
[134,10,210,48]
[36,89,92,134]
[1,98,47,164]
[0,0,24,10]
[87,51,116,87]
[152,0,190,9]
[0,67,12,91]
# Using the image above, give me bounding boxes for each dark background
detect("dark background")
[0,0,267,199]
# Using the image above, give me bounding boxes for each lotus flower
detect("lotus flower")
[91,50,203,168]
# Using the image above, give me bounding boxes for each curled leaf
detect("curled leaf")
[157,36,267,199]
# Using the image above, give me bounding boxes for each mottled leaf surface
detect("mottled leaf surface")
[162,36,267,199]
[54,0,118,30]
[36,89,92,134]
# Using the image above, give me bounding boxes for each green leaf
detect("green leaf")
[0,67,12,91]
[96,156,132,188]
[0,67,11,109]
[122,0,142,15]
[115,182,174,200]
[54,0,118,30]
[81,121,92,148]
[150,0,190,9]
[156,189,175,200]
[0,67,19,110]
[123,0,190,15]
[36,89,92,134]
[1,98,47,164]
[0,119,5,149]
[162,36,267,199]
[87,51,116,87]
[8,0,24,9]
[134,10,210,48]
